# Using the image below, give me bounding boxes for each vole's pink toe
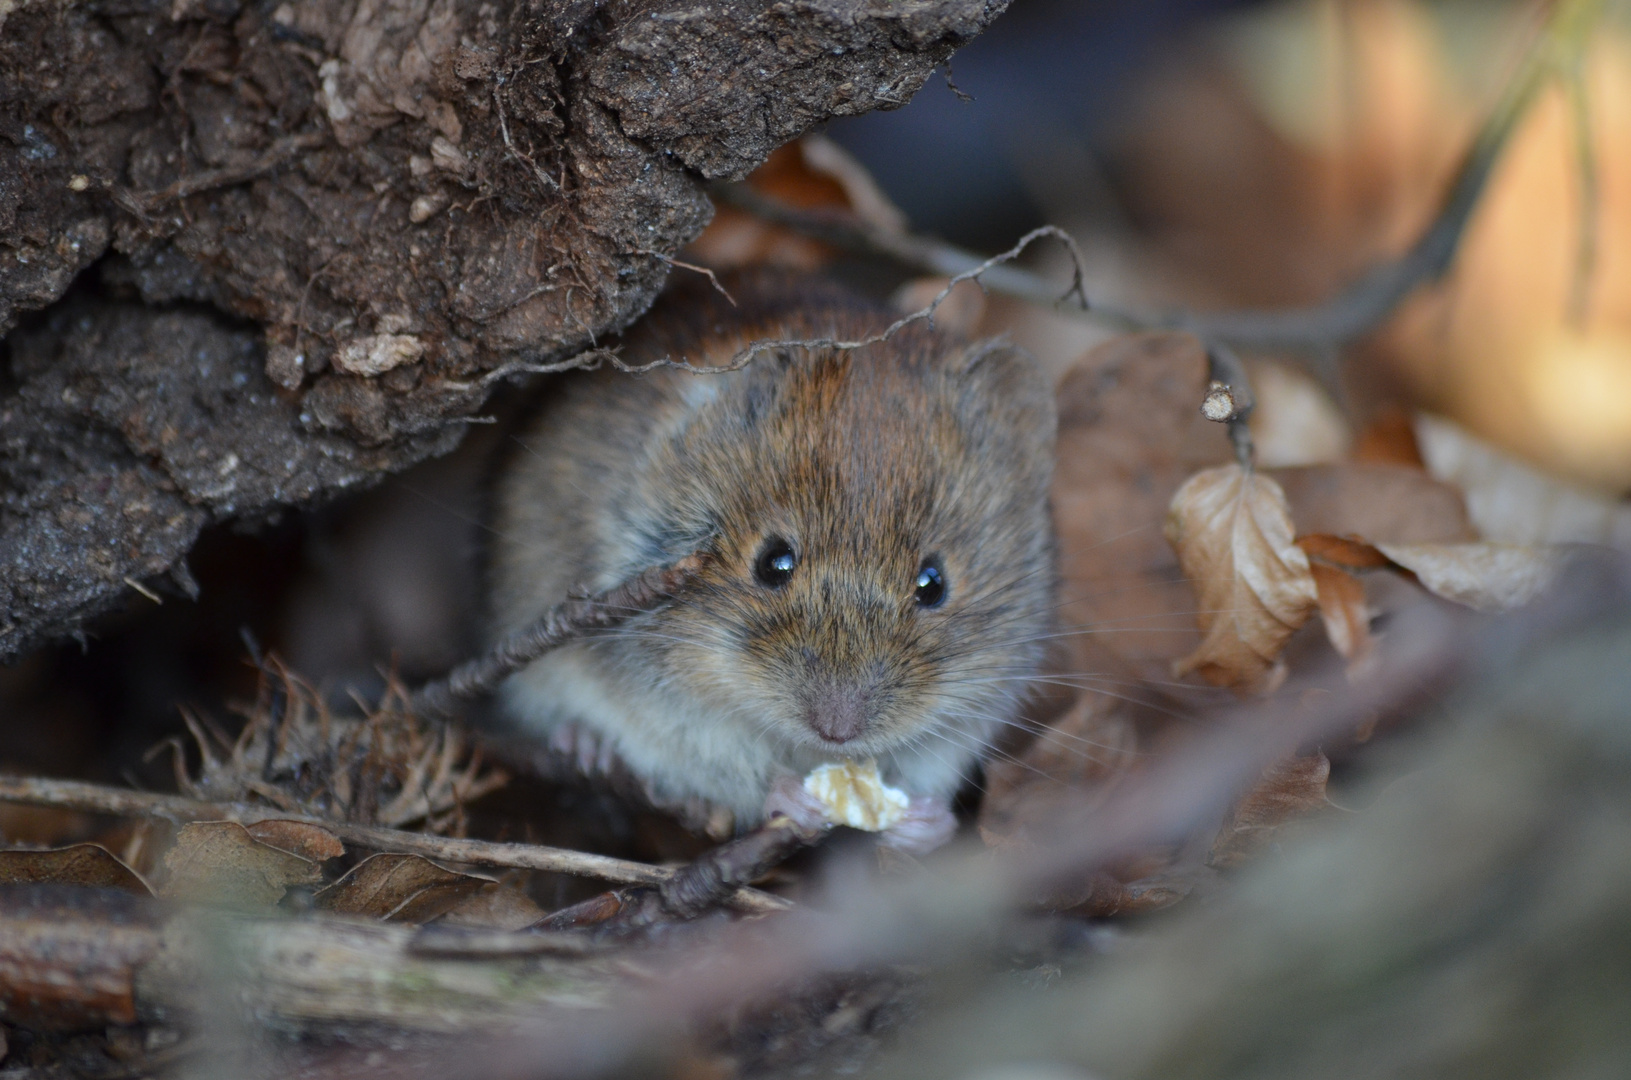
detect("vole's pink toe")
[548,723,614,778]
[762,774,833,835]
[878,796,958,857]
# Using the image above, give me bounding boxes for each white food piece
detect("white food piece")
[803,760,910,832]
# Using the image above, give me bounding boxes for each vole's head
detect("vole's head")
[626,322,1057,761]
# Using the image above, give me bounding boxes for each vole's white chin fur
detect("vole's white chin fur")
[502,643,1002,824]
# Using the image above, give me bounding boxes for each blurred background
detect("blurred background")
[831,0,1631,494]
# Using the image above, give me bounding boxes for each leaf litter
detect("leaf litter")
[1,117,1622,1075]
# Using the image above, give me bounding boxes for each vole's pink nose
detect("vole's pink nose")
[803,685,870,744]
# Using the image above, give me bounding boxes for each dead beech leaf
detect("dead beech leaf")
[1296,533,1392,570]
[160,821,321,907]
[1308,563,1374,670]
[1375,541,1564,613]
[1165,465,1320,693]
[1270,463,1476,544]
[0,844,151,895]
[1210,752,1331,868]
[314,853,491,923]
[246,820,345,863]
[436,881,547,931]
[1414,413,1631,548]
[1354,406,1427,467]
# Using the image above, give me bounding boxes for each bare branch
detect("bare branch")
[0,774,788,913]
[408,554,711,720]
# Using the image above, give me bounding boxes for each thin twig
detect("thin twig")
[638,225,1089,378]
[634,249,737,306]
[0,774,789,913]
[711,184,1099,317]
[408,554,710,719]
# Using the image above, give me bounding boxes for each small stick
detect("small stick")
[0,774,787,914]
[540,815,821,932]
[1201,344,1256,470]
[408,554,710,720]
[659,814,823,918]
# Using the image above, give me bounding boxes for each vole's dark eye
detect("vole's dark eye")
[753,537,797,588]
[914,559,947,608]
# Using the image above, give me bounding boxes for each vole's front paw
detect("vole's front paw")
[762,774,834,836]
[877,796,958,857]
[547,722,619,778]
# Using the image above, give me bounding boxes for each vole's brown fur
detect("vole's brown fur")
[488,271,1056,845]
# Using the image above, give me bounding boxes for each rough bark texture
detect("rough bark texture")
[0,0,1003,661]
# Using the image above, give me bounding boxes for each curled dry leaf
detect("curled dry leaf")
[1165,465,1320,693]
[1210,752,1332,869]
[0,844,150,895]
[314,853,492,924]
[160,821,321,907]
[1296,534,1393,571]
[1375,542,1564,613]
[1297,533,1566,614]
[1307,563,1375,672]
[1415,414,1631,548]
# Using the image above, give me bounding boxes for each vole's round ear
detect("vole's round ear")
[948,340,1057,456]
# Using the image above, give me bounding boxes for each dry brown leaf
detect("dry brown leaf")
[1375,541,1564,613]
[1165,465,1320,693]
[686,135,905,271]
[1353,406,1427,467]
[436,882,548,932]
[1414,414,1631,548]
[1307,563,1374,671]
[1210,753,1331,869]
[0,844,151,895]
[1271,463,1476,544]
[245,820,345,863]
[313,853,491,923]
[160,821,321,907]
[1296,533,1393,571]
[1052,332,1235,692]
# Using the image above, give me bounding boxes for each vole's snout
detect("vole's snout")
[801,682,871,744]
